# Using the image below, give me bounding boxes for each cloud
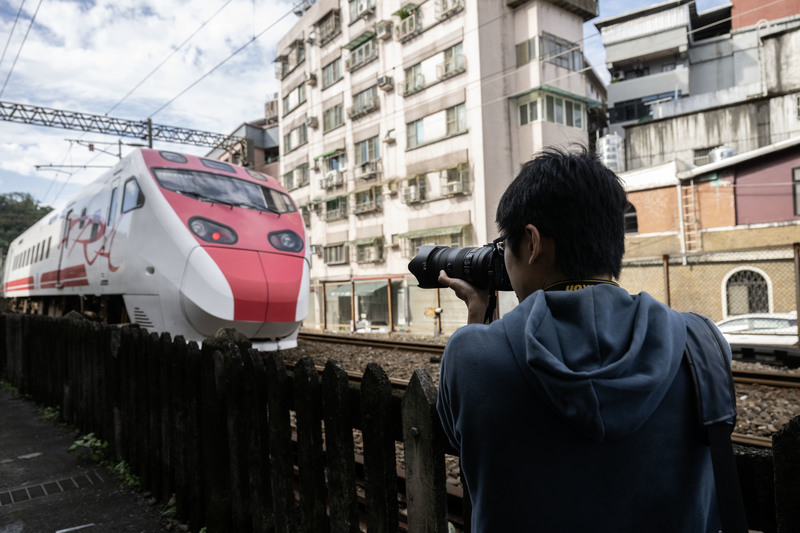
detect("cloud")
[0,0,297,204]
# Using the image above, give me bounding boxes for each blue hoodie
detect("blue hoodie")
[437,284,730,532]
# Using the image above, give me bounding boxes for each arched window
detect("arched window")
[624,203,638,234]
[726,269,768,315]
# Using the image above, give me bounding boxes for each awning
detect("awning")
[328,280,388,297]
[397,225,466,240]
[314,147,344,160]
[343,31,375,51]
[511,84,603,109]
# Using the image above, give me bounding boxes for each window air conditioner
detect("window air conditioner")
[377,76,393,91]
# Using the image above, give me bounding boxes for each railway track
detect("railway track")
[298,332,800,389]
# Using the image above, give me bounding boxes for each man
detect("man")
[436,147,737,532]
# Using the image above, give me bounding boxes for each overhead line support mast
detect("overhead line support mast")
[0,100,247,163]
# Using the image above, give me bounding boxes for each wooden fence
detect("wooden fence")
[1,312,800,533]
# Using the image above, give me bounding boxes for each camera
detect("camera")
[408,244,513,291]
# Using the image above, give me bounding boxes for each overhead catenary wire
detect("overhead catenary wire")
[0,0,26,74]
[0,0,44,98]
[105,0,237,116]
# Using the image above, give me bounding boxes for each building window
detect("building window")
[283,124,307,154]
[318,10,341,45]
[540,32,583,71]
[446,103,466,135]
[323,103,344,132]
[325,197,348,222]
[624,203,638,233]
[407,119,424,149]
[441,163,470,195]
[519,95,539,125]
[439,42,465,79]
[349,86,379,119]
[322,58,343,89]
[349,0,375,21]
[355,136,380,166]
[515,37,536,67]
[324,243,348,265]
[283,83,306,116]
[693,146,720,167]
[794,168,800,216]
[726,270,769,315]
[356,238,384,263]
[404,63,423,95]
[402,175,427,203]
[347,37,377,72]
[284,163,309,191]
[541,93,584,129]
[406,229,465,258]
[324,151,346,173]
[353,186,382,214]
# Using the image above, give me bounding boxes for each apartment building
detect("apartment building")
[275,0,600,329]
[595,0,800,171]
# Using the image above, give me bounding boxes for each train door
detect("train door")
[55,209,73,288]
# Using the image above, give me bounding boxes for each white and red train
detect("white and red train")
[1,149,309,350]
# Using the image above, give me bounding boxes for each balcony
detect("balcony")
[347,100,379,120]
[395,14,420,42]
[356,161,379,180]
[508,0,597,21]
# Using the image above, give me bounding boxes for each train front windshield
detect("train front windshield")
[153,168,297,214]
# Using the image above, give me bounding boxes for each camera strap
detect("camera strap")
[483,291,497,324]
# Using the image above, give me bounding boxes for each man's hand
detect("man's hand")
[438,270,491,324]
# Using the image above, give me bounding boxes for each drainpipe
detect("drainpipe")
[756,19,770,98]
[676,181,687,264]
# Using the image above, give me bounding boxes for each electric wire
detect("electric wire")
[148,3,298,119]
[0,0,26,73]
[105,0,237,115]
[0,0,44,98]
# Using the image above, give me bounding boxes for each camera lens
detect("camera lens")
[408,244,512,291]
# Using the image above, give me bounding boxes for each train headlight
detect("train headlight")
[188,217,238,244]
[268,230,304,253]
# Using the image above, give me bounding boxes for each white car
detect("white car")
[715,312,798,347]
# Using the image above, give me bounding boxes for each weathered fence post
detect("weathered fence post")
[264,351,298,532]
[773,414,800,532]
[361,362,399,532]
[402,369,448,532]
[243,348,274,532]
[198,336,233,532]
[322,360,360,533]
[294,356,328,532]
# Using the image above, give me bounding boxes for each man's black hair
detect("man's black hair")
[496,145,627,280]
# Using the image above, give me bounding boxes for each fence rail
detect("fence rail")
[1,312,800,532]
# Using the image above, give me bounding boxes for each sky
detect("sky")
[0,0,729,210]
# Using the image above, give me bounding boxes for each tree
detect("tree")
[0,193,54,261]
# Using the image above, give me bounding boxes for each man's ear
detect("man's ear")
[524,224,541,265]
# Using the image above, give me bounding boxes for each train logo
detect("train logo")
[2,149,310,350]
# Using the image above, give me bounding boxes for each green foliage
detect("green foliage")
[0,379,18,394]
[0,192,53,260]
[69,432,108,463]
[111,460,141,490]
[39,405,60,422]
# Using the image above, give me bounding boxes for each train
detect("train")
[1,148,310,350]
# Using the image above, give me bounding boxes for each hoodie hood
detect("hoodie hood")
[502,284,687,442]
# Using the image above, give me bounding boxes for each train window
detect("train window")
[153,168,297,214]
[246,168,268,181]
[79,207,87,229]
[121,178,145,213]
[201,158,235,173]
[46,237,51,259]
[159,151,188,164]
[35,243,40,263]
[108,188,119,227]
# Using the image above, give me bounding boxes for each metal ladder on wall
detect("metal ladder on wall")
[681,182,699,252]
